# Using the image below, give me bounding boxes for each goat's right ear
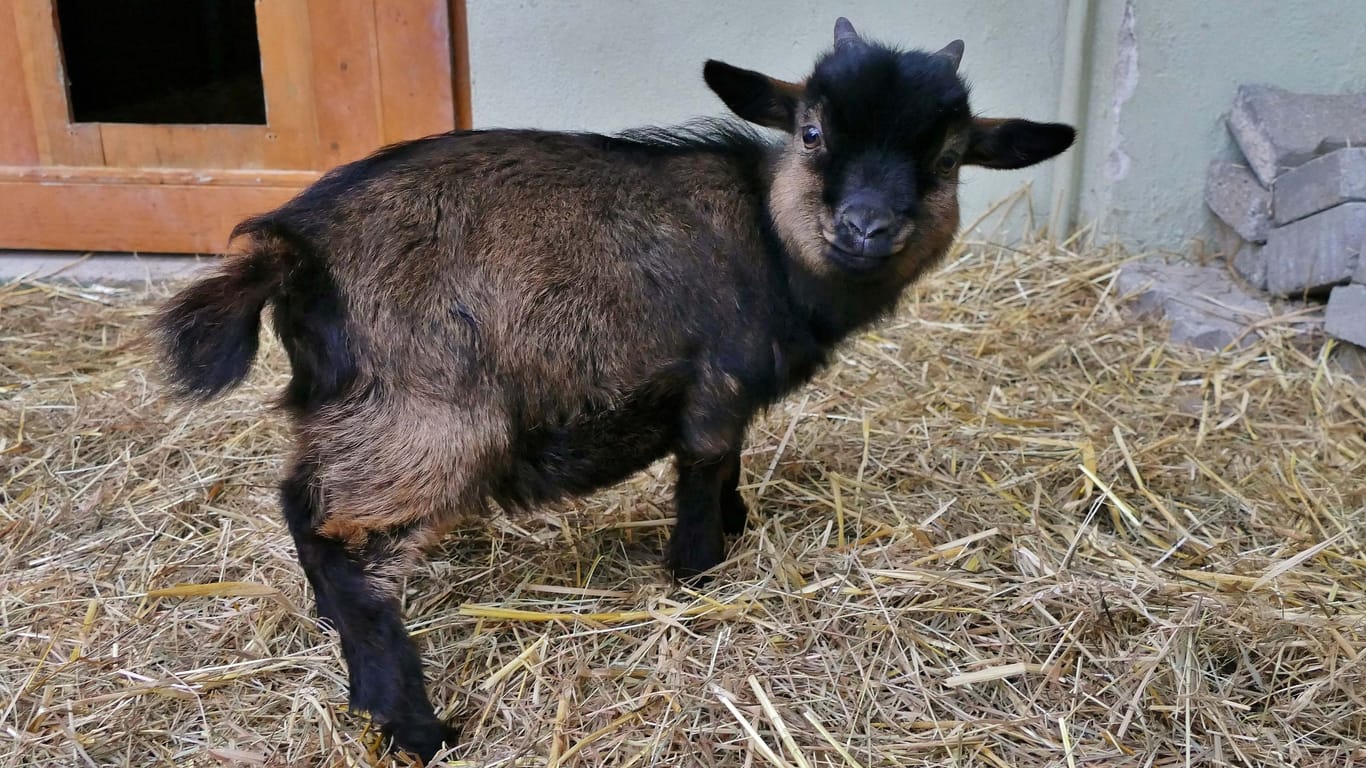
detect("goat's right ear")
[703,60,802,132]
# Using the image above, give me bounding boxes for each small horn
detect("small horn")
[834,17,861,51]
[936,39,965,72]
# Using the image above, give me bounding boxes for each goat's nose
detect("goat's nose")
[837,204,894,252]
[840,205,891,238]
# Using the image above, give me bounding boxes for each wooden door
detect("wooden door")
[0,0,470,254]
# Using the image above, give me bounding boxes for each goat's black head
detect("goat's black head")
[704,17,1076,280]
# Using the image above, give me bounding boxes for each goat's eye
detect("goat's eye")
[936,151,960,175]
[801,125,822,149]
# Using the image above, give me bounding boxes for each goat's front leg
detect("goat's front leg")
[668,376,750,581]
[668,453,732,581]
[719,449,749,535]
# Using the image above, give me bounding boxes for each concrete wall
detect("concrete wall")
[467,1,1071,236]
[1075,0,1366,250]
[465,1,1366,251]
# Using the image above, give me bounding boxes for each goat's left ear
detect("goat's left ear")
[703,60,802,132]
[964,118,1077,169]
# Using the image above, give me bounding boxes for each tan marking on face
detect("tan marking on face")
[769,146,836,277]
[886,182,961,287]
[769,103,841,275]
[888,220,917,253]
[771,135,964,284]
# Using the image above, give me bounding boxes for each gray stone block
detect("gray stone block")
[1232,241,1267,290]
[1274,148,1366,224]
[1116,258,1273,350]
[1228,85,1366,186]
[1263,202,1366,296]
[1205,161,1271,242]
[1115,264,1166,315]
[1213,219,1244,258]
[1330,340,1366,380]
[1325,283,1366,347]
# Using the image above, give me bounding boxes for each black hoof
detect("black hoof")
[667,525,726,584]
[383,718,460,763]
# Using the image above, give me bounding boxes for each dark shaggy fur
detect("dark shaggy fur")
[154,19,1075,762]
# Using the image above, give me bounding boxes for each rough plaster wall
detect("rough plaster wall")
[1076,0,1366,251]
[466,0,1069,235]
[1102,2,1137,188]
[1074,0,1135,243]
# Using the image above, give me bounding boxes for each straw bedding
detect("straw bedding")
[2,234,1364,767]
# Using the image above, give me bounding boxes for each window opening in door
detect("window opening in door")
[56,0,267,125]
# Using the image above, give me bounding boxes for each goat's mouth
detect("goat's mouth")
[824,242,886,274]
[820,227,892,274]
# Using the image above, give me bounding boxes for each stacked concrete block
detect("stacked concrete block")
[1263,203,1366,295]
[1274,148,1366,224]
[1202,84,1366,352]
[1205,161,1271,290]
[1205,162,1272,242]
[1325,284,1366,347]
[1226,85,1366,186]
[1231,241,1268,292]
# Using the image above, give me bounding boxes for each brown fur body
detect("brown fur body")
[155,19,1075,761]
[275,127,957,549]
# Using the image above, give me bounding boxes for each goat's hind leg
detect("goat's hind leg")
[282,463,340,626]
[280,460,455,761]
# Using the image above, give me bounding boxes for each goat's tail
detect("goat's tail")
[153,219,294,400]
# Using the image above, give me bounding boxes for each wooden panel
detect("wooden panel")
[99,124,276,170]
[450,0,472,130]
[376,0,456,144]
[11,0,103,165]
[0,10,40,164]
[0,0,470,255]
[256,0,319,170]
[307,0,384,167]
[0,168,317,253]
[84,1,321,171]
[0,166,321,187]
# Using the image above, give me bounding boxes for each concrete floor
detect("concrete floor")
[0,251,213,286]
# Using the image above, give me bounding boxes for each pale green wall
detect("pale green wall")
[464,1,1366,251]
[466,1,1071,235]
[1075,0,1366,250]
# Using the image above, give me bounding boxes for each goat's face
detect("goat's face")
[705,18,1076,279]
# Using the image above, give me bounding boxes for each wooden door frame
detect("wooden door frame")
[14,0,321,171]
[0,0,472,255]
[450,0,472,131]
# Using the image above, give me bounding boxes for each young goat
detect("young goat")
[156,18,1075,761]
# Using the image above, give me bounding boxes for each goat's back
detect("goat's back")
[251,128,779,423]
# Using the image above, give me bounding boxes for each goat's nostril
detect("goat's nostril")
[839,206,893,241]
[861,218,890,239]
